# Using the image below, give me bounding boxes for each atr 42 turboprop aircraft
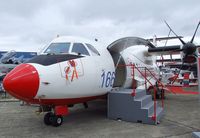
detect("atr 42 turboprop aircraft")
[2,36,159,126]
[3,21,200,127]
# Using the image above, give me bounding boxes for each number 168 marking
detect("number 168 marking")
[101,71,115,88]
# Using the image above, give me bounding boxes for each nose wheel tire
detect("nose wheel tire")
[44,112,53,125]
[51,115,63,127]
[44,112,63,127]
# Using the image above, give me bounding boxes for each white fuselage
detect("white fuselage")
[34,53,115,99]
[3,36,159,105]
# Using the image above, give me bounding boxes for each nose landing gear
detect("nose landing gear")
[44,112,63,127]
[42,105,68,127]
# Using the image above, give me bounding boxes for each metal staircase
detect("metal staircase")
[107,88,164,124]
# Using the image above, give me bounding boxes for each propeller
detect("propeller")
[164,21,200,63]
[164,21,200,84]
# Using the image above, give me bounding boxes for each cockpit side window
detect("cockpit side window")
[85,43,100,56]
[72,43,90,56]
[44,43,70,54]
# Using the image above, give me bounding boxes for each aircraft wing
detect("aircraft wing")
[165,63,197,70]
[156,59,181,62]
[147,36,183,42]
[107,37,182,55]
[148,45,181,55]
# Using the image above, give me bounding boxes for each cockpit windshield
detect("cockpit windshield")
[85,43,100,56]
[72,43,90,56]
[44,43,70,54]
[43,41,100,57]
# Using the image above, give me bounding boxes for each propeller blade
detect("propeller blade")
[164,20,186,45]
[190,21,200,43]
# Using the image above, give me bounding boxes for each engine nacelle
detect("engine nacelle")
[110,46,159,89]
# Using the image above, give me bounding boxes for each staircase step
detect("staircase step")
[148,107,164,123]
[135,89,146,99]
[120,88,133,94]
[135,95,152,107]
[110,88,132,94]
[142,101,158,116]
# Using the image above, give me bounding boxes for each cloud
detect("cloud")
[0,0,199,51]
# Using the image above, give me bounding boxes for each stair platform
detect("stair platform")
[107,88,164,125]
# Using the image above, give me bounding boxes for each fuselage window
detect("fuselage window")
[72,43,90,56]
[44,43,70,54]
[85,43,100,56]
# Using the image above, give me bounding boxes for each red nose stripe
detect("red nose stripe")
[3,64,39,100]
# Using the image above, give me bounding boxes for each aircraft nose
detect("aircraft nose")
[3,64,39,101]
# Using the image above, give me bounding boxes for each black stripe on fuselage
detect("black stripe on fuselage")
[26,54,83,66]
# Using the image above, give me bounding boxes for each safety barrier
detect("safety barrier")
[118,64,165,122]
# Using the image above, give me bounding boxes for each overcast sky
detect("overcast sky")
[0,0,200,52]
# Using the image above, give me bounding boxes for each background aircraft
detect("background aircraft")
[0,51,19,81]
[148,21,200,83]
[0,51,37,91]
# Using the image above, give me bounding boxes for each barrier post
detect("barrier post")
[161,87,164,108]
[197,50,200,101]
[145,67,147,91]
[152,87,157,122]
[131,64,136,96]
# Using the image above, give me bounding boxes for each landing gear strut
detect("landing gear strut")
[44,112,63,127]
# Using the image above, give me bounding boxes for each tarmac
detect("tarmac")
[0,93,200,138]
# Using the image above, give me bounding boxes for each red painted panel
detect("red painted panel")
[3,64,39,101]
[183,73,190,86]
[184,73,190,79]
[55,106,68,116]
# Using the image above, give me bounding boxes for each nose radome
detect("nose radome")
[3,64,39,101]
